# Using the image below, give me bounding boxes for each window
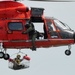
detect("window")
[54,20,74,39]
[54,20,71,30]
[47,21,56,31]
[8,22,23,31]
[46,20,58,38]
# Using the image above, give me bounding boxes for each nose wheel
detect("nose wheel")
[65,45,71,56]
[65,50,71,56]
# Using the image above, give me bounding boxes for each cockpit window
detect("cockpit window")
[8,22,23,31]
[60,21,71,30]
[54,20,74,39]
[54,20,71,30]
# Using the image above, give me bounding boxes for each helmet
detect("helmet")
[17,54,21,58]
[25,23,30,28]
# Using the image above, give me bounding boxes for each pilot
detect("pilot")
[22,19,37,51]
[48,22,53,32]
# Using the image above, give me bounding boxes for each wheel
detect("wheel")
[65,50,71,56]
[4,54,10,60]
[0,52,4,58]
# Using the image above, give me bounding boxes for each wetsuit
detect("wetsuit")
[24,22,37,50]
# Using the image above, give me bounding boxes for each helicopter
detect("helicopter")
[0,0,75,61]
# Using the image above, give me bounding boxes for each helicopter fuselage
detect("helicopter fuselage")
[0,1,74,49]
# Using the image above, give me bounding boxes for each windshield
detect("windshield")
[54,20,71,30]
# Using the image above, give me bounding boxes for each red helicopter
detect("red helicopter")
[0,0,75,61]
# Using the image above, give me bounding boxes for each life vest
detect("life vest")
[15,58,21,65]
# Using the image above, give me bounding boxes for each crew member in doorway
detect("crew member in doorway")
[22,19,37,51]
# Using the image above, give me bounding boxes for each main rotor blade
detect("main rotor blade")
[28,0,75,2]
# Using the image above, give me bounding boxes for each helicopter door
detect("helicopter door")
[7,22,28,41]
[46,20,59,38]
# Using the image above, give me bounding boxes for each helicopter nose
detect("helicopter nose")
[73,32,75,43]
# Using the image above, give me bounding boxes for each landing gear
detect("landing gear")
[0,52,4,58]
[0,43,4,58]
[65,45,71,56]
[0,51,10,60]
[0,43,10,60]
[65,50,71,56]
[4,53,10,60]
[3,49,10,60]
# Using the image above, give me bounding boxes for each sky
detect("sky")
[0,1,75,75]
